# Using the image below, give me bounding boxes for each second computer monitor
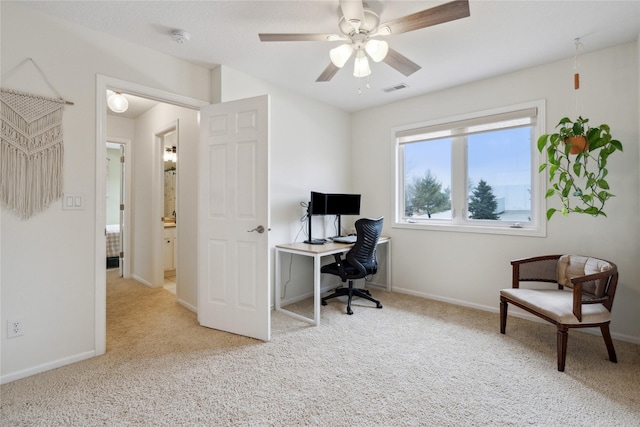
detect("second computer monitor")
[326,193,361,216]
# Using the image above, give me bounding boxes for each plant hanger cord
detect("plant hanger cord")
[573,38,584,117]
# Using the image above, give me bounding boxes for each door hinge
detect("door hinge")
[120,204,124,211]
[120,155,125,163]
[120,252,124,259]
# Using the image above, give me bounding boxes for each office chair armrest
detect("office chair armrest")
[331,253,347,278]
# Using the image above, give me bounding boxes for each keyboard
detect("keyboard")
[332,235,357,244]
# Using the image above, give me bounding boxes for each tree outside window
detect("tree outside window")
[407,170,450,218]
[468,179,499,220]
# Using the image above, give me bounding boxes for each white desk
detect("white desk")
[274,237,391,326]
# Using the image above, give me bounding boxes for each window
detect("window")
[394,101,546,236]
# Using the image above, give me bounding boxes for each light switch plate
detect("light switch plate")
[62,193,84,210]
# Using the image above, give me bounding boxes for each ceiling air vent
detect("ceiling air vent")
[383,83,409,93]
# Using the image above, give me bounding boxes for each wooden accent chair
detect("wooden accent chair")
[500,255,618,372]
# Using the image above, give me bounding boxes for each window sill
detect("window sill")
[392,220,546,237]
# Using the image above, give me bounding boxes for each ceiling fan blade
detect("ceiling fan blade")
[383,48,422,77]
[339,0,365,28]
[316,63,341,82]
[379,0,470,35]
[259,33,341,42]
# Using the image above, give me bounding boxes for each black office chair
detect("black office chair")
[321,217,384,315]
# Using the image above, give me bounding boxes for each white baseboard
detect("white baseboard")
[131,274,153,287]
[1,350,96,385]
[178,299,197,313]
[391,286,640,345]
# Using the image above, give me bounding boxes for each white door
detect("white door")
[197,95,270,341]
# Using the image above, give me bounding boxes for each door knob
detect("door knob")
[248,225,265,234]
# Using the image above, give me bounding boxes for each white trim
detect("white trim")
[95,75,209,357]
[1,351,96,385]
[131,274,153,287]
[178,299,197,313]
[391,286,640,345]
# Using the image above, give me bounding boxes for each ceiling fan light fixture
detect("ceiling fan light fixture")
[330,43,354,68]
[364,39,389,62]
[353,50,371,77]
[107,92,129,113]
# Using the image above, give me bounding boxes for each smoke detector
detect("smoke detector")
[171,30,191,44]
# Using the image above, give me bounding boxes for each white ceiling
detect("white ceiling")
[22,1,640,113]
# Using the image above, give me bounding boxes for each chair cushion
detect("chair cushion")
[321,261,358,276]
[557,255,612,298]
[500,288,611,325]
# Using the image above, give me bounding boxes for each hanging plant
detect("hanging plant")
[537,116,623,220]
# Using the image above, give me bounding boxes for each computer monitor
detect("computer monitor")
[327,193,361,237]
[326,194,361,216]
[309,191,328,216]
[305,192,327,244]
[305,192,362,244]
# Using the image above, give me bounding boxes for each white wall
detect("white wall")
[351,42,640,343]
[0,2,211,382]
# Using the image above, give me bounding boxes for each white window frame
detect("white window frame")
[392,100,546,237]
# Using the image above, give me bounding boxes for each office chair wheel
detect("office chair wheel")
[376,302,383,309]
[321,300,328,306]
[347,307,353,315]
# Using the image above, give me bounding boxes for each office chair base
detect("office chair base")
[321,285,383,315]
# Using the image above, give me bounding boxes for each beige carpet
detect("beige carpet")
[2,271,640,426]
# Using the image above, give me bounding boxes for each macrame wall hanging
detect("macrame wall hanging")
[1,58,73,219]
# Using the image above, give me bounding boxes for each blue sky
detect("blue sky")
[404,126,532,209]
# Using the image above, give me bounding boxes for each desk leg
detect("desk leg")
[386,240,392,292]
[313,253,321,326]
[275,249,281,311]
[274,249,320,326]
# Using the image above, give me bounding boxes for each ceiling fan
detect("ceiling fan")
[259,0,470,82]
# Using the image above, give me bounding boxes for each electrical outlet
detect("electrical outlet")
[7,319,24,338]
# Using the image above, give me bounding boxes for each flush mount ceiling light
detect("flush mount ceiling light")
[171,29,191,44]
[259,0,470,83]
[107,91,129,113]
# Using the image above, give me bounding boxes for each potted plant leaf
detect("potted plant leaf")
[537,116,623,220]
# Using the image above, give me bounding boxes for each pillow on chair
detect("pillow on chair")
[557,255,612,298]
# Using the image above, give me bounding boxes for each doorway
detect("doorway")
[105,140,130,278]
[158,125,178,295]
[95,75,208,355]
